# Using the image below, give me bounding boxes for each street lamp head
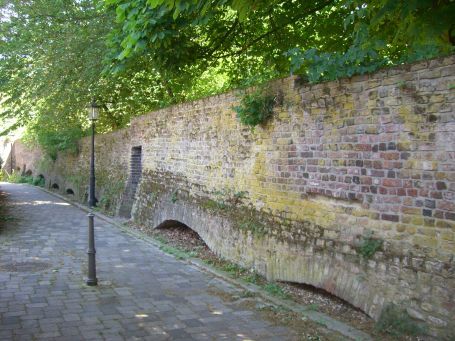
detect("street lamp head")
[87,100,100,121]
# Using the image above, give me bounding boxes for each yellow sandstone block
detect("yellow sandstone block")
[413,235,438,248]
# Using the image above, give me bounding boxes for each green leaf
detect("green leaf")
[147,0,164,9]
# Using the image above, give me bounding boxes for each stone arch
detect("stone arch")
[155,219,209,248]
[51,183,59,190]
[149,201,224,258]
[66,188,75,195]
[153,215,364,314]
[156,219,188,229]
[143,197,382,319]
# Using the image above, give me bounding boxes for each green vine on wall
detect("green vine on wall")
[358,232,383,259]
[171,189,179,203]
[238,217,267,238]
[98,180,125,215]
[199,188,268,238]
[201,189,248,210]
[233,89,276,128]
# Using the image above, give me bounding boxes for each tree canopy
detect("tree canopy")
[0,0,453,156]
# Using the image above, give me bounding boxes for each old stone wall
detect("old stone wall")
[10,55,455,338]
[0,138,14,174]
[1,140,43,176]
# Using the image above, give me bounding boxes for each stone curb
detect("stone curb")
[34,185,372,341]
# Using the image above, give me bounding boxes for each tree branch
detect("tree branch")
[203,18,239,58]
[212,0,335,59]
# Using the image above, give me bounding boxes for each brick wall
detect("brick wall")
[12,55,455,338]
[2,141,42,176]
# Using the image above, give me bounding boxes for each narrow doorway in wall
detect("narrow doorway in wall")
[119,146,142,218]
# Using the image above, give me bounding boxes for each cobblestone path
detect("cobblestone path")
[0,183,299,340]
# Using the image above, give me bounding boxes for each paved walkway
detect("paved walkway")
[0,183,299,340]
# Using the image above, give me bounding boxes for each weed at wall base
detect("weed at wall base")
[264,283,290,300]
[4,171,46,188]
[375,303,427,337]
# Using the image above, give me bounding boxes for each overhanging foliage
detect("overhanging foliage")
[0,0,453,154]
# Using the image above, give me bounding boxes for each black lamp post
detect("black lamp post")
[86,100,99,286]
[88,100,99,208]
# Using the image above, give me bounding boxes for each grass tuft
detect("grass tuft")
[264,283,290,299]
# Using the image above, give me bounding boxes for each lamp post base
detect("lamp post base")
[86,278,98,286]
[86,212,98,286]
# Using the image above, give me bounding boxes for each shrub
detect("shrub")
[7,171,21,183]
[233,90,276,127]
[0,170,6,181]
[32,177,45,187]
[5,172,44,186]
[18,176,34,184]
